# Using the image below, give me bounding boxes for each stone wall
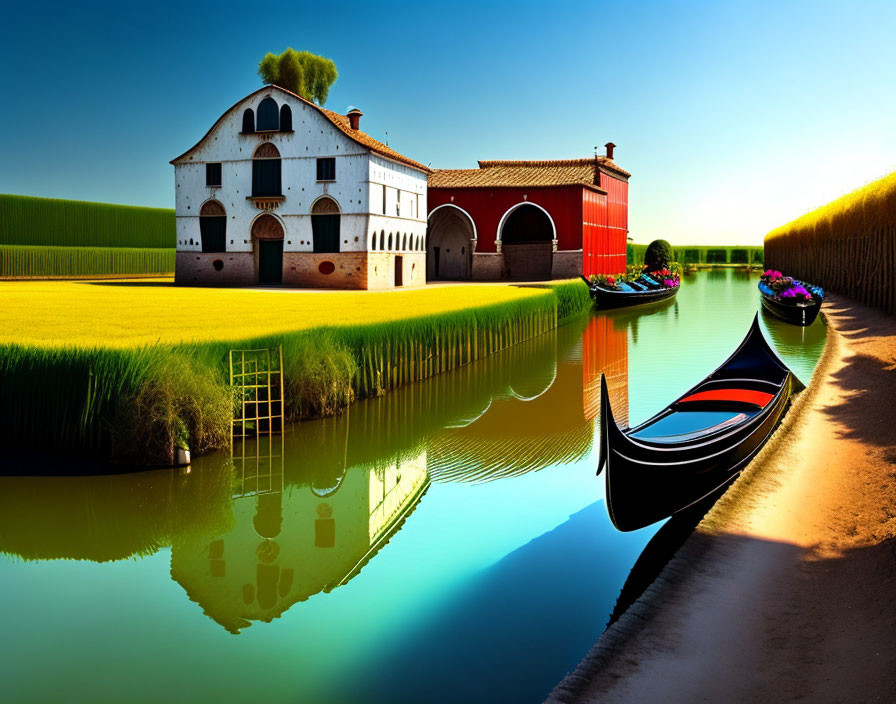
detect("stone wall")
[175,252,255,286]
[552,250,583,279]
[471,253,504,280]
[503,242,553,280]
[283,252,367,289]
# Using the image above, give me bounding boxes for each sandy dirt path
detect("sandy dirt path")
[547,297,896,704]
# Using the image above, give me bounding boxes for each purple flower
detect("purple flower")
[791,285,810,298]
[779,288,796,298]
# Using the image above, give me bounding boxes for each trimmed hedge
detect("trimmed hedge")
[627,244,764,267]
[0,245,175,278]
[0,194,174,249]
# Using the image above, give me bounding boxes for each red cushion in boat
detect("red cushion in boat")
[678,389,774,408]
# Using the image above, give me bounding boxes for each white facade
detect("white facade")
[171,86,429,288]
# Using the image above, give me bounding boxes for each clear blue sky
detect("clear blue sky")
[2,0,895,245]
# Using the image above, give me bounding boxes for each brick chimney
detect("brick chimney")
[347,108,363,131]
[605,142,616,160]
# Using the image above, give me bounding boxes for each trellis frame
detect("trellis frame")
[229,346,284,440]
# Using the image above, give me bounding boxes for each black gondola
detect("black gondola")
[759,279,824,326]
[580,274,679,309]
[598,314,800,531]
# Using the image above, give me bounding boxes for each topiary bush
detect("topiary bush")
[644,239,674,270]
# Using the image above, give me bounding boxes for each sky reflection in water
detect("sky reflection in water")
[0,270,826,704]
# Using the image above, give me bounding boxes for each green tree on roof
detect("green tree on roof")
[258,49,338,106]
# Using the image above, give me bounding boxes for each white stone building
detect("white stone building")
[171,85,430,289]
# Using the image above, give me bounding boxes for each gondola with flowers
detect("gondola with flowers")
[758,269,824,326]
[581,268,680,309]
[581,239,682,309]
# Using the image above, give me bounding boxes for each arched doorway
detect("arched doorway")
[499,203,555,280]
[311,197,340,253]
[252,214,284,285]
[427,205,475,280]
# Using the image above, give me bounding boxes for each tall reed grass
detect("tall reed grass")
[0,194,174,248]
[0,245,175,278]
[764,170,896,314]
[1,282,588,467]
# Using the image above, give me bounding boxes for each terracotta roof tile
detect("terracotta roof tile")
[428,157,629,191]
[171,85,431,173]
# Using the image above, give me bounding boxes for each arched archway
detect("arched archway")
[498,203,555,280]
[251,214,284,285]
[199,200,226,253]
[311,197,340,253]
[427,205,475,281]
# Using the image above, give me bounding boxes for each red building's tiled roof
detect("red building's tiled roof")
[429,157,629,191]
[171,85,431,173]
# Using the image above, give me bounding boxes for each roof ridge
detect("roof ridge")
[171,85,430,173]
[477,158,597,168]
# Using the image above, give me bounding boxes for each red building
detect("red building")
[426,144,629,281]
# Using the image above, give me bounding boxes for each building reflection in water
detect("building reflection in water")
[582,314,629,426]
[172,437,430,633]
[0,308,635,633]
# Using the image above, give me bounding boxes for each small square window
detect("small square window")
[317,158,336,181]
[206,163,222,187]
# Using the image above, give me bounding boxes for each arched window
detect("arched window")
[242,108,255,133]
[311,197,340,254]
[388,232,393,250]
[199,200,226,253]
[371,232,377,250]
[279,104,292,132]
[252,143,282,197]
[257,97,279,131]
[380,230,385,250]
[402,233,407,251]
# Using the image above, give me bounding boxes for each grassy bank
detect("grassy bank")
[764,170,896,314]
[0,279,591,467]
[627,244,764,267]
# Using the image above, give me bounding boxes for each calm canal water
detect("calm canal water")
[0,270,826,704]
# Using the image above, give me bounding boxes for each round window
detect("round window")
[212,259,224,271]
[318,261,336,275]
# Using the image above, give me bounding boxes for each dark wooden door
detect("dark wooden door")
[312,214,340,253]
[394,255,403,287]
[258,240,283,284]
